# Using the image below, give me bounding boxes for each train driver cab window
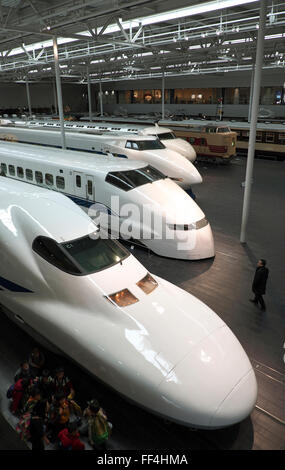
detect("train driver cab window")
[217,127,230,133]
[87,180,93,195]
[1,163,7,174]
[35,171,43,184]
[26,169,33,181]
[125,139,165,150]
[76,175,81,188]
[56,176,65,190]
[17,167,24,178]
[106,165,166,192]
[45,173,54,186]
[32,236,81,275]
[8,165,15,176]
[157,132,176,140]
[32,234,129,276]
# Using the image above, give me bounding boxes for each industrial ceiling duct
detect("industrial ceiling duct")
[1,0,21,6]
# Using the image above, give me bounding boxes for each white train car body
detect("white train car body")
[0,177,257,429]
[2,123,200,188]
[0,141,214,260]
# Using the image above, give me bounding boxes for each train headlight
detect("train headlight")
[107,288,139,307]
[136,273,158,294]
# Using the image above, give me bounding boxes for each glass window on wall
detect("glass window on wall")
[239,88,250,104]
[143,90,154,104]
[102,90,117,105]
[173,88,215,104]
[260,87,283,105]
[117,90,131,104]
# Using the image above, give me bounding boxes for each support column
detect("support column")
[99,79,103,117]
[53,36,66,149]
[248,65,255,123]
[87,66,92,122]
[26,79,32,117]
[240,0,267,244]
[52,80,58,115]
[161,70,165,120]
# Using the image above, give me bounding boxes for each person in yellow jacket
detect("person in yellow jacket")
[83,399,112,450]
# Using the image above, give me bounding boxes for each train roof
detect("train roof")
[0,176,98,242]
[9,120,162,141]
[9,119,172,136]
[159,119,285,132]
[0,141,147,175]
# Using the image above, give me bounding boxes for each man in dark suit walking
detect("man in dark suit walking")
[250,259,269,311]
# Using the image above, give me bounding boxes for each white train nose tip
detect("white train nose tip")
[210,369,258,428]
[156,325,257,428]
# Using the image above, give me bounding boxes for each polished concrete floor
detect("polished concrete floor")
[0,156,284,450]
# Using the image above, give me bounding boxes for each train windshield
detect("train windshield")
[105,165,166,191]
[217,127,231,133]
[125,139,165,150]
[156,132,176,140]
[33,235,129,275]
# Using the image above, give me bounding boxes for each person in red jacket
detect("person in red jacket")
[11,378,31,415]
[58,422,85,451]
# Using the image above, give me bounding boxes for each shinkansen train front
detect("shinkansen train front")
[142,125,197,162]
[95,163,215,260]
[117,135,202,188]
[0,177,257,429]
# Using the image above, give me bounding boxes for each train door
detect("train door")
[74,172,95,202]
[74,172,85,199]
[86,175,95,202]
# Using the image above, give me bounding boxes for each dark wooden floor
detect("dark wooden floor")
[0,156,284,450]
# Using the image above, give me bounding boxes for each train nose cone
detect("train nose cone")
[210,369,257,428]
[157,325,257,428]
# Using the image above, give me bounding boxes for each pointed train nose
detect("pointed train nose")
[210,368,257,428]
[156,325,257,428]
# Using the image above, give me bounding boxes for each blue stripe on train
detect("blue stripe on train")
[0,276,33,292]
[66,195,113,215]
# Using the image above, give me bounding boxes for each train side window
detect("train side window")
[45,173,54,186]
[278,133,285,143]
[76,175,81,187]
[17,167,24,178]
[26,169,33,181]
[1,163,7,174]
[265,132,274,143]
[56,176,65,190]
[8,165,15,176]
[189,137,195,144]
[200,138,206,146]
[87,180,93,195]
[256,132,262,142]
[35,171,43,184]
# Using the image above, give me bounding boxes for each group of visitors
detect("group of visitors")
[7,347,112,451]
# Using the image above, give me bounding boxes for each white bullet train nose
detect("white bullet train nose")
[162,138,197,163]
[144,149,202,188]
[144,220,215,260]
[157,325,257,429]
